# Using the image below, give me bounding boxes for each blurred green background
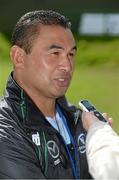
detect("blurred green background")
[0,0,119,133]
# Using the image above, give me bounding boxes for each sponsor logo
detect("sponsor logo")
[77,133,86,153]
[32,132,40,146]
[47,140,59,159]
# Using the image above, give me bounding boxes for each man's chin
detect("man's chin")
[52,86,68,99]
[54,91,67,99]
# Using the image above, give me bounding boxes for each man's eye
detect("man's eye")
[52,52,59,55]
[69,53,74,57]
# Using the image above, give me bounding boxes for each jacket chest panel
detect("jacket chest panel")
[27,128,73,178]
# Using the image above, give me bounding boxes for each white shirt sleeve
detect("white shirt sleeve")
[86,121,119,179]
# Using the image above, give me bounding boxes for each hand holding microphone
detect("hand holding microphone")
[79,100,113,131]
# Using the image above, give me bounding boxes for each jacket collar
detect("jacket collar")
[4,72,77,132]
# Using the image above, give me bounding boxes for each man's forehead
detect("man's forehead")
[37,24,73,37]
[35,25,76,49]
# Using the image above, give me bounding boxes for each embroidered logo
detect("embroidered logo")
[47,140,59,159]
[32,132,40,146]
[77,133,86,153]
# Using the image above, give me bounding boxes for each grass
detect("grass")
[75,38,119,67]
[66,66,119,133]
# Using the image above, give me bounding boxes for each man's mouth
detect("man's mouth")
[54,77,71,87]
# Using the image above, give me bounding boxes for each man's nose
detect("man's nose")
[59,56,73,73]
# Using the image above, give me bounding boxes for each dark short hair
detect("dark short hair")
[11,10,71,54]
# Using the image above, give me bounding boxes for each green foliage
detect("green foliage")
[75,38,119,67]
[0,33,11,62]
[0,62,12,95]
[0,33,12,95]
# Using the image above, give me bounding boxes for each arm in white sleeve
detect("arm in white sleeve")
[86,121,119,179]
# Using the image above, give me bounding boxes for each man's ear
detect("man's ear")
[10,45,25,68]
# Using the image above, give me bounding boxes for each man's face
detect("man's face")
[19,25,76,99]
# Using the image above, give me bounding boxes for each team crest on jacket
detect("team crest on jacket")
[77,133,86,153]
[47,140,61,166]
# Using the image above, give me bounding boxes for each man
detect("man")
[0,10,92,179]
[82,111,119,179]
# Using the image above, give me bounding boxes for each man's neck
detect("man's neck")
[26,88,56,117]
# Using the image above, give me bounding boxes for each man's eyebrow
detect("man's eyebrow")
[48,44,77,51]
[48,45,64,50]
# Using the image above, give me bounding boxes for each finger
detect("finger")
[108,117,113,127]
[102,113,108,120]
